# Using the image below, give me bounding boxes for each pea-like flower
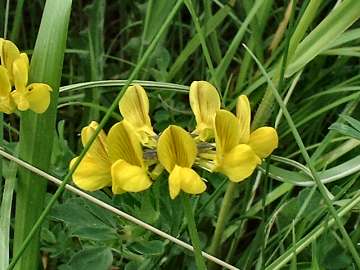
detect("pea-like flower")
[70,121,152,194]
[108,121,152,193]
[214,95,278,182]
[0,38,52,114]
[70,121,112,191]
[236,95,278,159]
[157,125,206,199]
[189,81,220,141]
[0,38,20,84]
[119,84,156,146]
[11,53,52,113]
[0,66,15,114]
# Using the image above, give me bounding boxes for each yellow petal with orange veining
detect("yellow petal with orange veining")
[157,125,197,172]
[189,81,220,141]
[214,110,241,161]
[236,95,251,143]
[107,121,144,167]
[119,84,155,144]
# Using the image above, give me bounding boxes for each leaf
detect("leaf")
[286,0,360,77]
[50,198,108,228]
[214,0,265,81]
[67,247,113,270]
[341,115,360,131]
[167,4,230,80]
[71,226,118,241]
[128,240,165,256]
[329,123,360,141]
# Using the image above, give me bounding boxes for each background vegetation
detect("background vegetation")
[1,0,360,269]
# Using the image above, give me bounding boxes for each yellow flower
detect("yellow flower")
[214,110,261,182]
[214,96,278,182]
[236,95,278,159]
[70,121,152,194]
[0,38,20,84]
[119,84,156,145]
[11,53,52,113]
[157,125,206,199]
[70,121,112,191]
[0,66,16,114]
[0,38,52,114]
[189,81,220,141]
[108,121,152,193]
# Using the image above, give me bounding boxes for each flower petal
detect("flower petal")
[214,110,241,160]
[0,39,20,82]
[12,53,29,93]
[81,121,109,162]
[0,67,15,113]
[236,95,251,143]
[70,122,112,191]
[168,167,181,199]
[25,83,52,113]
[219,144,261,182]
[179,166,207,195]
[0,66,11,97]
[0,96,16,114]
[157,125,197,172]
[111,159,152,193]
[189,81,220,140]
[107,121,143,167]
[119,84,155,142]
[248,127,278,159]
[11,90,29,111]
[70,156,112,192]
[168,165,206,199]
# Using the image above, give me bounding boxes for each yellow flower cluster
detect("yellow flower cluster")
[71,82,278,199]
[0,39,52,114]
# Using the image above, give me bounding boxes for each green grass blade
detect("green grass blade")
[183,195,207,270]
[287,0,322,59]
[286,0,360,77]
[12,1,72,269]
[265,191,360,270]
[84,0,105,121]
[214,0,265,82]
[167,4,230,80]
[9,0,25,41]
[0,155,17,270]
[184,0,217,87]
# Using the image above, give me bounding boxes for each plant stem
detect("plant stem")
[208,182,237,257]
[182,195,207,270]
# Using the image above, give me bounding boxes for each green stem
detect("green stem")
[182,195,207,270]
[208,182,237,257]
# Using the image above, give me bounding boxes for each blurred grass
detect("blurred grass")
[1,1,360,269]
